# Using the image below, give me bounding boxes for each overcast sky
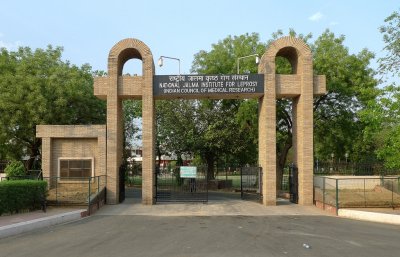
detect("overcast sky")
[0,0,398,76]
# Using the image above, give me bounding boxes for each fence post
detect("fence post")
[392,179,394,209]
[364,178,366,207]
[225,166,228,183]
[259,167,262,201]
[97,176,100,194]
[55,177,58,205]
[88,177,91,216]
[322,177,326,210]
[240,167,243,199]
[335,179,339,215]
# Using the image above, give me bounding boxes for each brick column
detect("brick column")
[106,57,123,204]
[296,55,314,205]
[41,137,52,186]
[258,56,276,206]
[142,57,155,205]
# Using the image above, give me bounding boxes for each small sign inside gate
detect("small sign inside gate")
[180,166,197,178]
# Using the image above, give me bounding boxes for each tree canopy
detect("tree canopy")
[358,9,400,169]
[155,29,380,184]
[0,46,106,168]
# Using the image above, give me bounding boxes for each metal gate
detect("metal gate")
[119,164,126,203]
[241,167,262,201]
[155,166,208,203]
[289,164,298,204]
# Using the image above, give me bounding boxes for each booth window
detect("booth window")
[59,158,93,178]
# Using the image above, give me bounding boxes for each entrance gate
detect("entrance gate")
[289,165,299,204]
[89,37,326,206]
[155,166,208,202]
[241,167,263,202]
[154,166,263,203]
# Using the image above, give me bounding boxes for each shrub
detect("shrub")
[0,180,47,215]
[4,160,26,178]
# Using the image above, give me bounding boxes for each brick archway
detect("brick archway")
[95,38,155,204]
[258,37,323,205]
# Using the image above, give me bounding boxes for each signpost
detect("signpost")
[153,74,264,98]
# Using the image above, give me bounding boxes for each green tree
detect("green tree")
[312,30,378,163]
[0,46,106,169]
[379,10,400,76]
[156,98,248,179]
[191,33,265,167]
[190,30,378,189]
[360,9,400,169]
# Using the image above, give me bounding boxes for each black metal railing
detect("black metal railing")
[155,166,208,203]
[0,161,10,173]
[314,161,400,176]
[314,176,400,214]
[43,175,107,207]
[289,164,298,204]
[0,170,43,181]
[241,167,262,202]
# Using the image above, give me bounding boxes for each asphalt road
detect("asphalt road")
[0,215,399,257]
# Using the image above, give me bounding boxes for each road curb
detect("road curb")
[0,210,86,239]
[338,209,400,225]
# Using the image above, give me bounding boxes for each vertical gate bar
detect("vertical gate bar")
[206,166,208,203]
[322,177,326,210]
[55,177,58,205]
[259,167,262,201]
[240,167,243,199]
[335,179,339,215]
[155,168,157,202]
[225,166,228,183]
[392,179,394,209]
[88,177,91,216]
[364,178,366,207]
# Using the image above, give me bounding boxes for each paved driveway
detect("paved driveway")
[0,215,399,257]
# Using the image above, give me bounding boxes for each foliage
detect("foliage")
[192,30,379,185]
[0,46,106,168]
[358,9,400,169]
[379,10,400,76]
[156,98,251,179]
[0,180,47,215]
[191,32,266,74]
[4,160,26,177]
[123,100,142,153]
[312,30,378,163]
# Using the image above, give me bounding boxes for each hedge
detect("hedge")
[0,180,47,215]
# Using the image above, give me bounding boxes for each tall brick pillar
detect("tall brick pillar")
[105,39,155,204]
[106,50,123,204]
[295,54,314,205]
[259,37,318,206]
[142,55,155,205]
[258,56,277,206]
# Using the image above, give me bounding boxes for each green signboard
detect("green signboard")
[180,166,197,178]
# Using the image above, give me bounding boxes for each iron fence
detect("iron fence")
[314,176,400,214]
[155,166,208,202]
[289,165,298,204]
[241,166,262,202]
[314,161,400,176]
[0,161,9,173]
[0,170,42,181]
[43,175,107,207]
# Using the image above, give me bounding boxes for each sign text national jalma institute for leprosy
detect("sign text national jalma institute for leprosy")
[153,74,264,98]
